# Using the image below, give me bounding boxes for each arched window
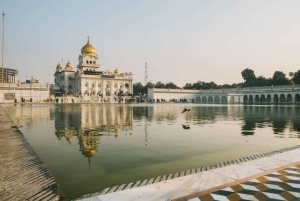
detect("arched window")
[90,61,92,64]
[93,61,95,64]
[86,60,89,64]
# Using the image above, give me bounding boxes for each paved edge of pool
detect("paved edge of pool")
[76,144,300,200]
[0,105,60,201]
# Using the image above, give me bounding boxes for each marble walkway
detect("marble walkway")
[0,105,59,201]
[80,146,300,201]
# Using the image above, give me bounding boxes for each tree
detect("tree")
[241,68,256,87]
[183,83,192,89]
[256,76,271,87]
[165,82,179,89]
[155,81,165,88]
[133,82,145,94]
[272,71,290,86]
[291,70,300,84]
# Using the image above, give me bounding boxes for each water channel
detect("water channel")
[3,104,300,200]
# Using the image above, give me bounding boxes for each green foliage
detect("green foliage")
[272,71,290,86]
[291,70,300,84]
[256,76,271,87]
[241,68,256,87]
[133,82,146,94]
[155,81,165,88]
[134,68,298,95]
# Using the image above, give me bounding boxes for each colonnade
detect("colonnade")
[194,92,300,104]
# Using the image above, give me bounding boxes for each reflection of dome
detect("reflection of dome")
[114,69,119,74]
[81,37,96,55]
[114,128,120,137]
[84,150,96,157]
[65,61,72,69]
[66,136,72,143]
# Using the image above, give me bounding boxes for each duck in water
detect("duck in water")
[182,124,190,129]
[181,108,190,113]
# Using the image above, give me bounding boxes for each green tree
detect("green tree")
[256,76,271,86]
[241,68,256,87]
[291,70,300,84]
[272,71,290,86]
[183,83,192,89]
[165,82,179,89]
[155,81,166,88]
[133,82,145,94]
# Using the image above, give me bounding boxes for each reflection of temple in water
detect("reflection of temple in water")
[4,105,51,128]
[53,105,133,162]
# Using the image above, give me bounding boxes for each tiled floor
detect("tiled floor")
[187,164,300,201]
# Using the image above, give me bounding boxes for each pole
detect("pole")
[1,12,5,83]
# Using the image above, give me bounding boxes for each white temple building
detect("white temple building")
[53,37,133,97]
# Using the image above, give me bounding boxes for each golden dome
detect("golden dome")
[81,37,96,55]
[114,69,120,74]
[66,61,72,69]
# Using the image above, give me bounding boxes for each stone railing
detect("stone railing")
[0,83,49,89]
[149,84,300,94]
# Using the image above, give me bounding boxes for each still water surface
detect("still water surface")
[3,104,300,200]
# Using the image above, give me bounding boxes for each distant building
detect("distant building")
[53,38,133,97]
[0,67,18,83]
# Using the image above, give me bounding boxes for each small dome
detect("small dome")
[65,61,72,69]
[81,37,96,55]
[56,63,62,71]
[114,69,120,74]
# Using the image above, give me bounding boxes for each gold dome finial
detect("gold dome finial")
[81,37,96,55]
[66,60,72,69]
[114,68,120,74]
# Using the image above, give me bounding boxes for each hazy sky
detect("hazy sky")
[1,0,300,86]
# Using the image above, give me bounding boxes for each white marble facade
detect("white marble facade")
[53,38,133,96]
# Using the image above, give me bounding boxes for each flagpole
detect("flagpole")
[1,12,5,83]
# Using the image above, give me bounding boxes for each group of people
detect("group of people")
[15,97,32,103]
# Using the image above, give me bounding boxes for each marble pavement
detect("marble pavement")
[80,147,300,201]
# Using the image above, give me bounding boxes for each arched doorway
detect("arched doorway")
[208,96,213,103]
[202,96,207,103]
[249,95,253,103]
[266,94,272,103]
[221,96,227,103]
[260,94,266,103]
[273,94,279,103]
[243,95,248,104]
[279,94,286,103]
[196,96,201,103]
[255,95,259,103]
[229,96,234,104]
[295,94,300,103]
[214,96,220,103]
[287,94,292,103]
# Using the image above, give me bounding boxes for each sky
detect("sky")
[1,0,300,87]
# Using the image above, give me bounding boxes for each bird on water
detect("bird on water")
[181,108,190,113]
[182,124,190,129]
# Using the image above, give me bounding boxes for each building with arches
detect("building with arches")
[148,85,300,104]
[53,38,133,97]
